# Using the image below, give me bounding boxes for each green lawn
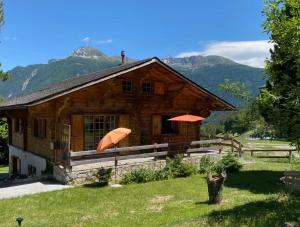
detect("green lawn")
[0,165,8,173]
[0,161,299,226]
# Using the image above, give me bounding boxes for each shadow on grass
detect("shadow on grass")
[207,197,300,226]
[225,170,284,194]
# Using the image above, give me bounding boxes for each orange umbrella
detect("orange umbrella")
[97,128,131,152]
[168,114,205,141]
[168,114,205,122]
[96,127,131,185]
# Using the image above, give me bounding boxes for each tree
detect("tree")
[257,0,300,147]
[0,0,8,81]
[0,0,8,164]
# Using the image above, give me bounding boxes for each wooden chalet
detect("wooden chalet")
[0,57,234,178]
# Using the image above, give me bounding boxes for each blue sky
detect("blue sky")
[0,0,271,70]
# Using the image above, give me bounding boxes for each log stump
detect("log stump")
[207,172,226,204]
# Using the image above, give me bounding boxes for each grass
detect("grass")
[0,165,8,173]
[0,161,299,226]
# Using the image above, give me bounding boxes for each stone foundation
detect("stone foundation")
[54,154,219,185]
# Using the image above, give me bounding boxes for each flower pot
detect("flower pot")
[207,172,226,204]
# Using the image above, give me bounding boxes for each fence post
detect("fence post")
[289,150,292,163]
[154,143,158,161]
[251,150,253,157]
[239,143,242,158]
[231,139,234,154]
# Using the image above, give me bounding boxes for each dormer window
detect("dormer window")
[142,81,153,94]
[122,80,132,93]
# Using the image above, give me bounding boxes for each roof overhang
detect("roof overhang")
[0,57,235,111]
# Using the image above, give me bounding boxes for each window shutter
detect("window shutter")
[119,115,130,147]
[71,115,84,151]
[154,82,165,95]
[152,115,161,136]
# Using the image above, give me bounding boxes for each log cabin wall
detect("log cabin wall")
[52,63,214,151]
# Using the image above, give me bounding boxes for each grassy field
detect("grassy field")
[0,161,299,227]
[0,165,8,173]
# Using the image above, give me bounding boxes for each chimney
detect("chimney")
[121,50,126,64]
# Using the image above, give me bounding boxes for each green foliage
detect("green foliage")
[199,154,242,176]
[291,156,300,170]
[218,153,243,172]
[164,155,196,178]
[219,79,253,104]
[258,0,300,148]
[121,155,196,184]
[121,168,157,184]
[93,167,112,186]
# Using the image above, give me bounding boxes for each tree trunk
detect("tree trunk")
[207,172,226,204]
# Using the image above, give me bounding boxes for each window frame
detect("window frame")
[122,80,133,93]
[84,115,116,151]
[33,118,47,139]
[142,81,154,95]
[14,118,22,134]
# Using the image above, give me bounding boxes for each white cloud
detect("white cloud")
[96,39,112,44]
[176,40,273,68]
[82,37,91,42]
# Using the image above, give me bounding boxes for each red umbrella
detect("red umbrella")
[168,114,205,141]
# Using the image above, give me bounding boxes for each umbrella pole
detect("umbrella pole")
[114,145,117,184]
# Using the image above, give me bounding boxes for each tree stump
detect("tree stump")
[207,172,226,204]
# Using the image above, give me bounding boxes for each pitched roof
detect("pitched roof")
[0,57,235,110]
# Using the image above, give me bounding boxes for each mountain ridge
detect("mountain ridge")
[0,46,264,106]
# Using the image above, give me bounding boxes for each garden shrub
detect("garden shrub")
[121,168,157,184]
[199,153,242,176]
[121,155,196,184]
[199,155,216,174]
[218,153,242,172]
[94,167,112,186]
[164,155,196,178]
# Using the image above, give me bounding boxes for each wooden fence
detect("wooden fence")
[281,171,300,194]
[243,149,297,162]
[69,139,231,167]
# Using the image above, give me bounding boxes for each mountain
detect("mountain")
[162,55,264,106]
[0,47,265,106]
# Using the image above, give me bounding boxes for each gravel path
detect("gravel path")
[0,180,72,199]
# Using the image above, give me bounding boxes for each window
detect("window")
[142,81,153,94]
[84,115,116,150]
[122,80,132,92]
[33,118,47,139]
[14,118,22,133]
[161,115,178,134]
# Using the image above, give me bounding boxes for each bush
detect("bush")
[218,153,242,172]
[94,167,112,186]
[199,155,216,174]
[121,168,157,184]
[121,155,196,184]
[164,155,196,178]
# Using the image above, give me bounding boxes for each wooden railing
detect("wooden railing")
[243,148,297,162]
[69,139,224,167]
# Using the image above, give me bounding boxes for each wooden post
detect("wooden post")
[239,143,242,158]
[231,139,234,154]
[289,150,292,163]
[251,150,253,157]
[153,143,158,161]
